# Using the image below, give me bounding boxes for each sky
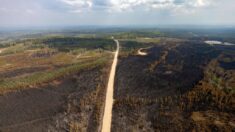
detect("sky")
[0,0,235,27]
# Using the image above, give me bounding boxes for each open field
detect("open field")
[1,0,235,130]
[112,37,235,131]
[0,36,115,131]
[0,28,235,132]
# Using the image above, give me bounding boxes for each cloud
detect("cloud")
[0,0,234,27]
[46,0,216,13]
[108,0,214,12]
[61,0,93,12]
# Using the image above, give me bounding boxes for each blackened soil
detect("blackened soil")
[115,43,219,99]
[111,42,232,132]
[0,66,109,132]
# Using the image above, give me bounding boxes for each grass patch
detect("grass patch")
[0,57,108,93]
[43,37,116,52]
[112,31,163,39]
[0,44,28,55]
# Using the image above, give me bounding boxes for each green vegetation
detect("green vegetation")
[0,36,115,93]
[0,29,235,132]
[117,40,152,57]
[43,37,116,51]
[0,57,108,93]
[112,31,163,39]
[0,44,28,55]
[120,41,149,51]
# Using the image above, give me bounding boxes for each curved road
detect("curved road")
[137,48,147,56]
[101,39,119,132]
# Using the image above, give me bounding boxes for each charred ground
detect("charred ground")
[112,40,235,131]
[0,28,235,132]
[0,36,115,132]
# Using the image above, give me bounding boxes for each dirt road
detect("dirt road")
[137,48,147,56]
[101,39,119,132]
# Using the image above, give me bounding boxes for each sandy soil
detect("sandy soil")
[101,39,119,132]
[0,48,7,54]
[137,48,147,56]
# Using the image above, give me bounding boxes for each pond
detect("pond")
[204,40,235,46]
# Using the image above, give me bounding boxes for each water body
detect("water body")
[205,40,235,46]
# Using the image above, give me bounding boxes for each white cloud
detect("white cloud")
[26,9,35,14]
[61,0,93,12]
[1,0,234,27]
[0,8,8,12]
[59,0,215,13]
[109,0,214,12]
[188,0,212,7]
[109,0,145,11]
